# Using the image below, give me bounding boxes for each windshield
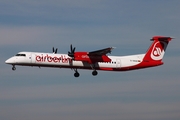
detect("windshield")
[15,54,26,57]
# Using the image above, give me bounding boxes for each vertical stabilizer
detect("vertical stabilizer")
[143,36,173,62]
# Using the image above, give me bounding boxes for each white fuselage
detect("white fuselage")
[5,51,145,71]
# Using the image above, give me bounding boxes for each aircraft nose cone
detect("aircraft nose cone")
[5,58,14,64]
[5,59,10,64]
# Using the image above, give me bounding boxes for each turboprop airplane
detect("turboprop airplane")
[5,36,173,77]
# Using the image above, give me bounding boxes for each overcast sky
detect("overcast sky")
[0,0,180,120]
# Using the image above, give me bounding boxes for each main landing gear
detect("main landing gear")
[73,70,98,77]
[92,70,98,76]
[12,65,16,71]
[73,69,80,77]
[90,64,98,76]
[73,65,98,77]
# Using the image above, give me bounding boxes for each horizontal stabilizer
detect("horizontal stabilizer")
[151,36,174,42]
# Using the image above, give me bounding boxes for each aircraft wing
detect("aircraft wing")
[88,47,115,56]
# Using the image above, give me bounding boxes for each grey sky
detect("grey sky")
[0,1,180,120]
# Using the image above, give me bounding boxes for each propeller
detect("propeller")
[52,47,58,54]
[68,44,76,58]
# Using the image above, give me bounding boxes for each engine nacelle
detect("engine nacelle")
[74,52,111,64]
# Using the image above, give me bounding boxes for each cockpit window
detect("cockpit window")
[15,54,26,57]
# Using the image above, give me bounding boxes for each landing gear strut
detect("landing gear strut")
[12,65,16,71]
[90,64,98,76]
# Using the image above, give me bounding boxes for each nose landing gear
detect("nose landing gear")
[12,65,16,71]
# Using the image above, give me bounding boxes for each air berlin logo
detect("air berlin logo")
[150,41,166,60]
[35,54,72,63]
[153,47,162,57]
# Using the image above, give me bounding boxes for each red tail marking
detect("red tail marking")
[143,36,172,62]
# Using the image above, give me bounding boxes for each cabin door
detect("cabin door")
[116,59,121,68]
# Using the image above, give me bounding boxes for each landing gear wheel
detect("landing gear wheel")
[74,72,80,77]
[12,66,16,71]
[92,70,98,76]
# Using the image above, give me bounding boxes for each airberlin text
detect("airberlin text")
[36,54,72,63]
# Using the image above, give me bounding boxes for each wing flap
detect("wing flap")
[88,47,115,56]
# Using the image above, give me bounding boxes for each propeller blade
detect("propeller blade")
[70,44,73,52]
[72,47,76,53]
[68,51,72,56]
[55,48,58,54]
[68,44,75,58]
[52,47,58,54]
